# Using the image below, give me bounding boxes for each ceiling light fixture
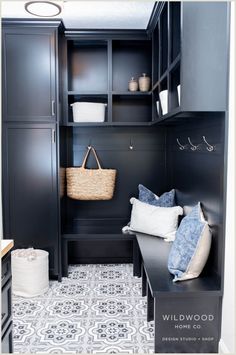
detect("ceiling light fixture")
[25,1,61,17]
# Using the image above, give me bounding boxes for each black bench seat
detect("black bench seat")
[135,233,222,353]
[136,233,222,297]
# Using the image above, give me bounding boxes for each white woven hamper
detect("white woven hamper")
[70,102,107,122]
[11,249,49,297]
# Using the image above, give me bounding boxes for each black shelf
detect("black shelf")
[68,91,108,95]
[151,106,181,124]
[62,218,131,236]
[169,54,180,72]
[66,122,111,127]
[64,121,151,127]
[112,91,152,96]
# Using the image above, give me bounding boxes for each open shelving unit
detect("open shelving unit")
[63,3,183,126]
[63,36,153,125]
[152,1,181,122]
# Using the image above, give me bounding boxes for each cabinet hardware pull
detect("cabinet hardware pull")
[52,129,56,143]
[52,100,55,116]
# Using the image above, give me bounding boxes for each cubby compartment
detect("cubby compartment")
[152,88,161,122]
[169,64,180,111]
[159,76,168,116]
[170,2,181,63]
[68,94,108,124]
[160,3,168,76]
[152,25,159,83]
[67,40,108,93]
[112,94,152,124]
[112,40,152,92]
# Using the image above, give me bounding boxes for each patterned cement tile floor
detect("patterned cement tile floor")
[12,264,154,353]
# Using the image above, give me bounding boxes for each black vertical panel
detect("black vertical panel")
[3,124,59,276]
[64,127,167,224]
[166,115,225,278]
[181,2,229,111]
[2,27,56,122]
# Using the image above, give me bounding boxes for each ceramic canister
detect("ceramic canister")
[128,77,138,91]
[138,73,151,92]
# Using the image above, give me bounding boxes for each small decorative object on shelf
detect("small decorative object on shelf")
[177,84,181,105]
[159,89,168,115]
[156,101,160,116]
[128,77,138,91]
[138,73,151,92]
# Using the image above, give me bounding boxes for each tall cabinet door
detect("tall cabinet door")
[3,124,59,277]
[2,27,57,122]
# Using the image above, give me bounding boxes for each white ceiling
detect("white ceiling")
[1,1,156,29]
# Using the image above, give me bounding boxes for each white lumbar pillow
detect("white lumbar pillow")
[128,197,183,241]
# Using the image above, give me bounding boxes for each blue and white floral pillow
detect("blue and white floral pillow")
[138,184,176,207]
[167,202,212,282]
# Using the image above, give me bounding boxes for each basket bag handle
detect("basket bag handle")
[81,146,102,170]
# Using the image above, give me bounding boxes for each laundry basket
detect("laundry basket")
[11,248,49,297]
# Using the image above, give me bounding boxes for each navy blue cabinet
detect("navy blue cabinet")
[2,24,58,122]
[2,124,60,277]
[2,21,61,279]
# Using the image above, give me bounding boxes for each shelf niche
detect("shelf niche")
[170,1,181,63]
[68,94,108,124]
[112,95,152,123]
[112,40,152,92]
[67,40,108,93]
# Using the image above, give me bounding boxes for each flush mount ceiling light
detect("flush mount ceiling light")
[25,1,61,17]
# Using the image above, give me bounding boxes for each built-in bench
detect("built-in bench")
[61,218,140,277]
[135,233,222,353]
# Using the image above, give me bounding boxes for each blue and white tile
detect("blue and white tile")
[12,263,154,353]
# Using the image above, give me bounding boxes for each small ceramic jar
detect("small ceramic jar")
[139,73,151,92]
[128,77,138,91]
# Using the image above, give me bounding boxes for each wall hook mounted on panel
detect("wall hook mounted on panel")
[202,136,214,151]
[176,138,185,150]
[129,138,134,150]
[188,137,197,151]
[88,138,92,149]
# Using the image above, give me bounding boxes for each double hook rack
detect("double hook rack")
[87,138,135,150]
[177,136,215,152]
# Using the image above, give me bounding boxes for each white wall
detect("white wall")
[219,2,236,354]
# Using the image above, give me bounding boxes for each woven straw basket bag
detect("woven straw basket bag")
[66,146,116,200]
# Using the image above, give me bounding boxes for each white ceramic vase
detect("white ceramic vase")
[156,101,160,116]
[159,90,168,115]
[177,84,181,105]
